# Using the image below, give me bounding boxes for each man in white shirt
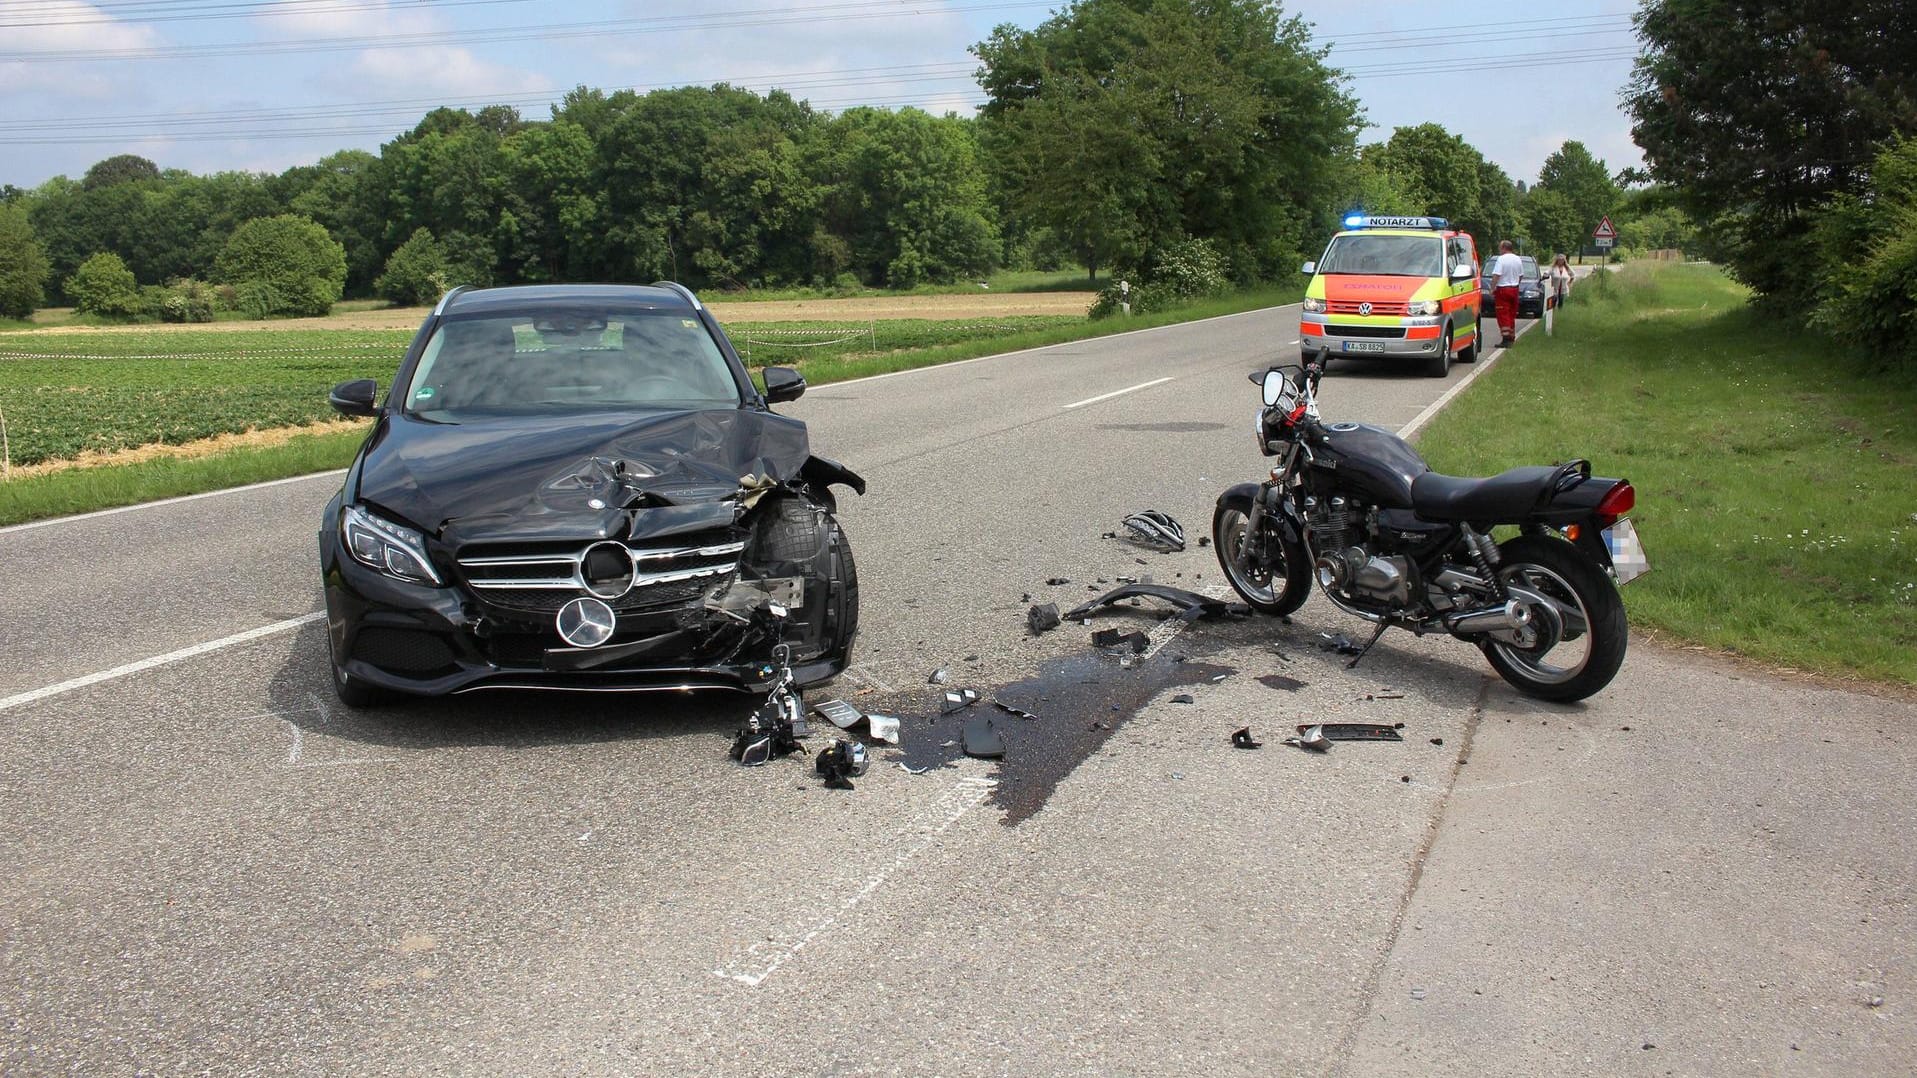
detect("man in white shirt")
[1491,240,1523,347]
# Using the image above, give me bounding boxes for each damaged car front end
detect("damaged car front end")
[318,283,863,707]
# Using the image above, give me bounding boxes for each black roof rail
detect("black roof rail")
[650,280,704,311]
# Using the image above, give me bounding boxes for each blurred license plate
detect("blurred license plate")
[1341,341,1385,353]
[1603,518,1649,585]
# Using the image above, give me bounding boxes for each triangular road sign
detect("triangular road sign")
[1593,216,1617,240]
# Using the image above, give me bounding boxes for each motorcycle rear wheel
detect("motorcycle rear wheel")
[1213,495,1311,616]
[1479,535,1627,702]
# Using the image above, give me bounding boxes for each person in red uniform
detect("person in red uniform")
[1491,240,1523,347]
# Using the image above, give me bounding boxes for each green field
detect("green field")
[1416,262,1917,686]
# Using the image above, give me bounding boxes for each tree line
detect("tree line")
[1625,0,1917,368]
[0,0,1659,324]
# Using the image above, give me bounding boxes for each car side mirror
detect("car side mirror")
[1449,263,1474,281]
[762,366,806,404]
[328,379,379,418]
[1300,261,1317,276]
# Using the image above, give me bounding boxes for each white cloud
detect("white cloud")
[0,0,161,95]
[335,45,548,101]
[253,0,438,40]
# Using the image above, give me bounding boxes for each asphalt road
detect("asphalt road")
[2,305,1911,1077]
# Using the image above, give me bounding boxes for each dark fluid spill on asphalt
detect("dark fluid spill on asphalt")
[1257,674,1307,692]
[887,650,1234,826]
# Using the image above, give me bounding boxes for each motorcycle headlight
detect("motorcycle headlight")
[1301,297,1325,313]
[1412,299,1441,316]
[341,503,443,585]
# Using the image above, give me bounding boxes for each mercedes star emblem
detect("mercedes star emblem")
[556,596,616,648]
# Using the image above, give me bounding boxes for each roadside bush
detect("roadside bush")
[1144,237,1228,300]
[1811,138,1917,371]
[158,279,215,323]
[65,252,141,319]
[214,214,346,318]
[1087,280,1177,320]
[0,204,51,319]
[374,228,451,307]
[212,284,239,312]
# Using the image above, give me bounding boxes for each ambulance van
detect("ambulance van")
[1298,215,1482,377]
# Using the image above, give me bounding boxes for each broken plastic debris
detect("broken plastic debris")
[1230,726,1264,750]
[1300,722,1404,742]
[866,713,901,744]
[1283,724,1331,753]
[939,688,982,714]
[994,700,1040,721]
[1064,583,1249,624]
[815,739,869,790]
[1197,536,1211,548]
[961,715,1005,759]
[928,667,950,685]
[1317,632,1362,656]
[813,699,864,730]
[1027,603,1062,635]
[1170,694,1195,705]
[1091,628,1151,653]
[898,763,930,775]
[1046,577,1072,586]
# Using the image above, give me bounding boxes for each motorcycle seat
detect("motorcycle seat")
[1411,466,1559,521]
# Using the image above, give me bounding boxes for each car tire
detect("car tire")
[1426,329,1452,377]
[800,513,859,689]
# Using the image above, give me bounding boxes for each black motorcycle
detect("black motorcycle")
[1213,363,1645,701]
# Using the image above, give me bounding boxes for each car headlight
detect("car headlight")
[1412,300,1441,316]
[341,503,443,585]
[1302,297,1325,313]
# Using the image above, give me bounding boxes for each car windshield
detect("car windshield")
[404,310,742,415]
[1316,234,1444,277]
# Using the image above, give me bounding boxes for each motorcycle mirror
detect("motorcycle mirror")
[1261,369,1290,407]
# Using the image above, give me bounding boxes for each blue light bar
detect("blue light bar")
[1343,215,1449,230]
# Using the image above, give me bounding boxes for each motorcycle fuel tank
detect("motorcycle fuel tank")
[1310,423,1430,509]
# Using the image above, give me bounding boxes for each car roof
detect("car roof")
[442,283,697,315]
[1334,228,1448,240]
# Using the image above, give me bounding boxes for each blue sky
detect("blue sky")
[0,0,1645,190]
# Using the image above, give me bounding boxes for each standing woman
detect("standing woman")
[1551,254,1574,307]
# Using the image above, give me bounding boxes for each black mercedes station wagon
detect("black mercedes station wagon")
[318,283,863,707]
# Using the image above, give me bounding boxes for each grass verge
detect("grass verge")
[0,284,1296,526]
[1415,262,1917,687]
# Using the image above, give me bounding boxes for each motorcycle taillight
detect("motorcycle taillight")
[1595,481,1635,526]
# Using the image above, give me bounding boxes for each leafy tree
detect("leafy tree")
[66,252,141,318]
[374,227,451,305]
[976,0,1359,282]
[813,107,998,287]
[1534,140,1619,241]
[81,154,161,191]
[1363,124,1515,250]
[280,150,386,295]
[1624,0,1917,298]
[0,204,52,319]
[1812,137,1917,367]
[1521,188,1584,260]
[214,214,346,317]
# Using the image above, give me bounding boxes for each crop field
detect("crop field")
[0,316,1079,469]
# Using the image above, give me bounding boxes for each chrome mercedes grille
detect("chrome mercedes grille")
[457,537,743,614]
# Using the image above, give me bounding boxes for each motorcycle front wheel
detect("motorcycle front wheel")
[1213,494,1311,616]
[1479,535,1628,702]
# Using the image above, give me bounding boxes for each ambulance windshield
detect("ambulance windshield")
[1317,234,1444,277]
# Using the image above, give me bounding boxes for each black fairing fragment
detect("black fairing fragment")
[800,455,866,497]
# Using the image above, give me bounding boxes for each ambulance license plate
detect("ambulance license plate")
[1341,341,1385,353]
[1603,518,1649,585]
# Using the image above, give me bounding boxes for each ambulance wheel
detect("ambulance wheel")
[1426,330,1453,377]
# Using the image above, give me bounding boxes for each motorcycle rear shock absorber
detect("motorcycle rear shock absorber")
[1461,524,1509,599]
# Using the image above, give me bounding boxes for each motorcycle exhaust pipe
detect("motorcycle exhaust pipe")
[1444,599,1531,636]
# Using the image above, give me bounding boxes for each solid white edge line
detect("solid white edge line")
[1395,318,1536,441]
[0,612,324,714]
[1061,376,1174,410]
[0,469,347,536]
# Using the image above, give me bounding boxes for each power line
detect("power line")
[0,0,1058,58]
[0,0,534,30]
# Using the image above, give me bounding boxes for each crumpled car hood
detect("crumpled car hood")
[354,407,812,543]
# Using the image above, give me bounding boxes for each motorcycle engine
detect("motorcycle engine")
[1307,497,1415,607]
